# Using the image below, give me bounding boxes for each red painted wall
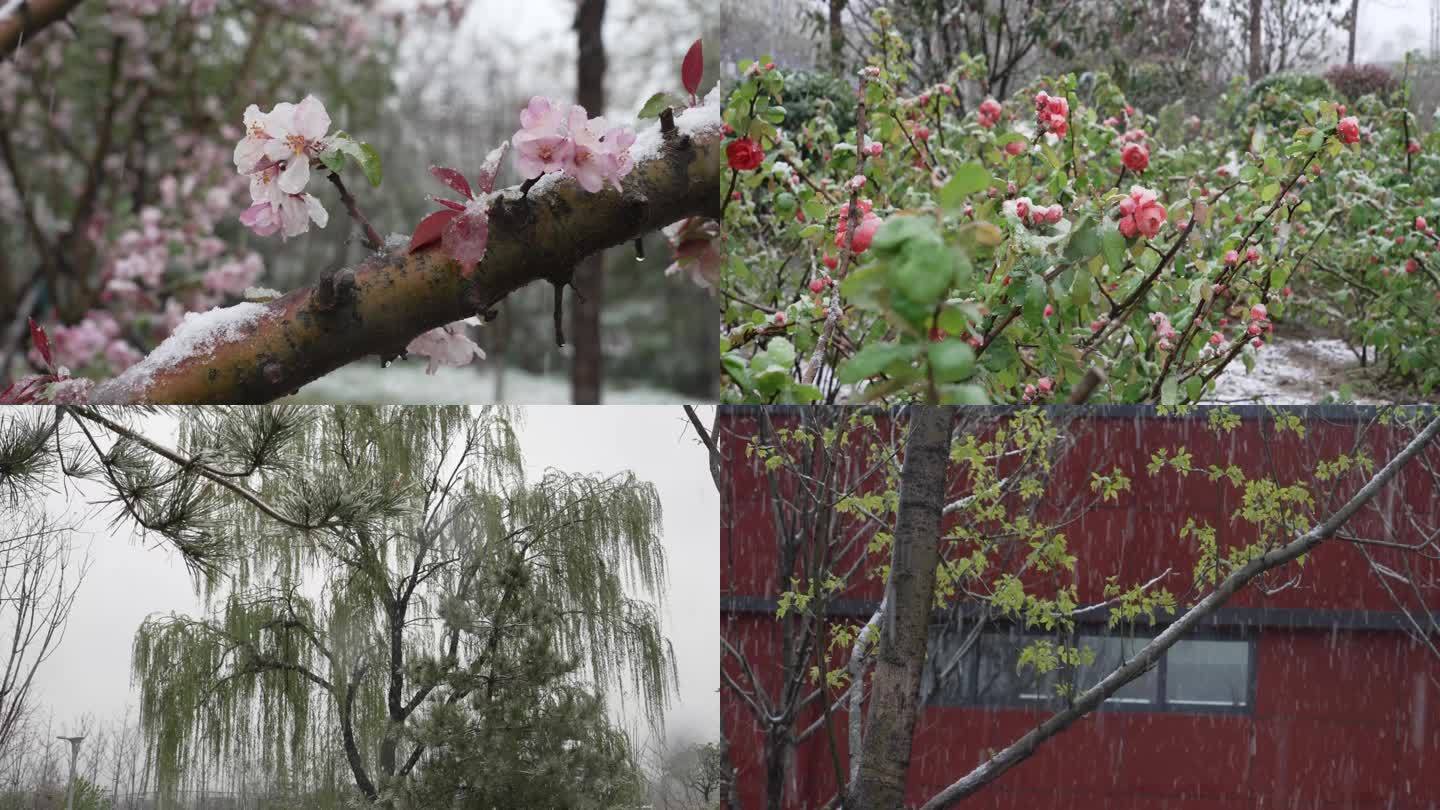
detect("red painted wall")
[720,408,1440,809]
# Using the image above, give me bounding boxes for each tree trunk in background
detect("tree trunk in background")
[1188,0,1204,53]
[571,0,607,404]
[1347,0,1360,64]
[1248,0,1264,81]
[849,407,953,809]
[829,0,846,73]
[492,302,510,402]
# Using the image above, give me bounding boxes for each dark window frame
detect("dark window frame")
[925,623,1258,717]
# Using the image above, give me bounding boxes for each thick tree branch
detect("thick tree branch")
[918,413,1440,810]
[0,0,86,59]
[90,117,720,403]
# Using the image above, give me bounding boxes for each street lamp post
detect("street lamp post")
[57,736,84,810]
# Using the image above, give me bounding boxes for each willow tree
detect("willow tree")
[73,406,679,808]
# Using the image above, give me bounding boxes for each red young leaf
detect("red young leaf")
[474,142,509,196]
[408,209,460,253]
[681,39,703,98]
[0,376,46,405]
[441,208,490,276]
[429,196,467,212]
[428,166,472,199]
[28,317,52,370]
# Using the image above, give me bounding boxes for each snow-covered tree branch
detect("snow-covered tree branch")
[85,107,719,403]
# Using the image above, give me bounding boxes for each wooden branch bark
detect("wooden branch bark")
[849,406,953,809]
[89,120,719,403]
[0,0,87,59]
[918,413,1440,810]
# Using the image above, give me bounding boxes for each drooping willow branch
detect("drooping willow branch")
[90,119,720,403]
[0,0,88,60]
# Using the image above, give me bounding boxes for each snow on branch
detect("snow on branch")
[90,105,720,404]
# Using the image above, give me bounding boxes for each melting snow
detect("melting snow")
[1205,335,1389,404]
[284,360,701,404]
[106,303,269,394]
[629,84,722,165]
[531,86,721,198]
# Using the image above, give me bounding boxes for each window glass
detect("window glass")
[975,631,1055,703]
[921,625,972,704]
[1076,634,1159,704]
[1166,638,1249,706]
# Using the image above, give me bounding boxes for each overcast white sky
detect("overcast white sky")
[30,405,718,762]
[1356,0,1438,62]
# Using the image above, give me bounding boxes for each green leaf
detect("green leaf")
[871,216,936,257]
[319,148,346,174]
[928,340,976,383]
[1063,217,1101,262]
[839,343,913,383]
[939,162,990,210]
[356,143,383,187]
[1069,264,1093,308]
[936,306,969,336]
[1260,182,1280,202]
[1186,376,1204,402]
[1101,224,1126,273]
[981,335,1018,372]
[637,92,675,119]
[938,384,990,404]
[1023,274,1048,327]
[890,239,954,306]
[1160,376,1179,406]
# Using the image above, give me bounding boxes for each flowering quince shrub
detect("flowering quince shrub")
[718,9,1435,404]
[1263,89,1440,393]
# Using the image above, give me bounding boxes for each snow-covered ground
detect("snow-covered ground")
[1206,335,1390,404]
[286,361,702,404]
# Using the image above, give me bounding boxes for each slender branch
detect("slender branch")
[683,404,720,491]
[65,406,324,532]
[326,171,384,251]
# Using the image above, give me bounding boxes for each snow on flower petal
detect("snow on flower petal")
[474,142,510,196]
[240,202,281,236]
[441,200,490,274]
[405,321,486,374]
